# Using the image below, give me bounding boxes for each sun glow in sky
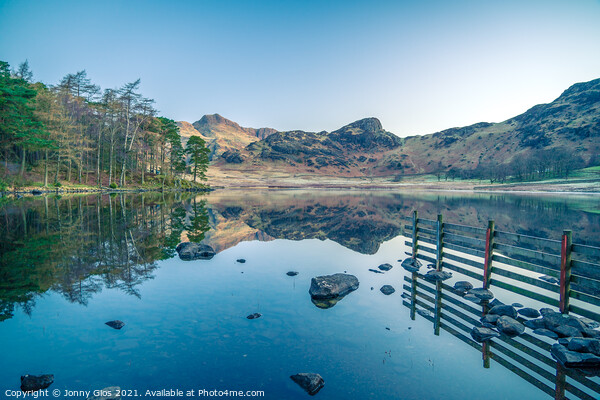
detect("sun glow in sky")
[1,0,599,136]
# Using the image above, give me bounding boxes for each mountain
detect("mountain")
[209,78,600,178]
[178,114,277,159]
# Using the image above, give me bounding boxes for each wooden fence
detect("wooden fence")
[401,211,600,321]
[400,210,600,399]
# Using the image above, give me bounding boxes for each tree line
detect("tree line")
[0,60,210,190]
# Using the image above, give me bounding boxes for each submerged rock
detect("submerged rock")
[489,305,518,319]
[378,263,393,271]
[246,313,262,319]
[518,307,541,319]
[468,288,494,300]
[471,326,500,342]
[401,258,422,273]
[380,285,395,295]
[105,320,125,330]
[496,316,525,337]
[309,274,359,299]
[87,387,121,400]
[539,275,560,285]
[236,259,246,263]
[290,373,324,395]
[21,374,54,392]
[286,271,299,276]
[368,269,384,274]
[423,270,452,282]
[176,242,215,260]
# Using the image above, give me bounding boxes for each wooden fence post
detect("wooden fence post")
[412,210,418,259]
[560,230,572,314]
[483,220,495,289]
[436,214,443,271]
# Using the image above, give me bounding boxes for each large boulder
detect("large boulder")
[309,273,359,299]
[496,316,525,337]
[401,258,421,273]
[176,242,215,260]
[290,373,324,395]
[21,374,54,392]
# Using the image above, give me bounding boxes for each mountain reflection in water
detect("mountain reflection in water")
[1,190,599,322]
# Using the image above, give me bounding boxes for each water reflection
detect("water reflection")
[1,190,599,322]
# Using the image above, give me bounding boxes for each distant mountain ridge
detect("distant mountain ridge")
[179,78,600,177]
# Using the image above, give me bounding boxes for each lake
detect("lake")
[1,190,600,399]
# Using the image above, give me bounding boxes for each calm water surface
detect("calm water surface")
[1,190,599,399]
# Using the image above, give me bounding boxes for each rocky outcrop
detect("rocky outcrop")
[21,374,54,392]
[176,242,216,260]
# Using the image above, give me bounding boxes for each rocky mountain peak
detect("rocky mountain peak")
[345,117,383,133]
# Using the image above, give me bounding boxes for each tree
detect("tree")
[14,60,33,82]
[185,135,210,182]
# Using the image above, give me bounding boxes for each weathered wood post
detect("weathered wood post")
[482,342,490,369]
[559,230,572,314]
[412,210,418,259]
[483,220,495,289]
[436,214,443,271]
[555,361,566,400]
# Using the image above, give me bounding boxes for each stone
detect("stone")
[489,305,518,319]
[236,259,246,263]
[582,318,600,329]
[533,328,559,339]
[453,281,473,291]
[87,387,121,400]
[512,303,524,308]
[496,316,525,337]
[290,373,324,396]
[246,313,261,319]
[583,328,600,338]
[401,258,422,273]
[368,269,384,274]
[286,271,299,276]
[481,314,500,325]
[565,338,600,356]
[105,320,125,330]
[176,242,215,260]
[31,189,43,195]
[423,270,452,282]
[553,325,583,338]
[471,326,500,342]
[540,308,556,317]
[309,273,359,299]
[489,299,504,307]
[539,275,560,285]
[464,294,481,304]
[518,307,541,318]
[380,285,395,295]
[20,374,54,392]
[468,288,494,300]
[524,319,546,330]
[551,343,600,368]
[378,263,393,271]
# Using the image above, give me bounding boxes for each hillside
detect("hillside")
[208,78,600,179]
[179,114,277,160]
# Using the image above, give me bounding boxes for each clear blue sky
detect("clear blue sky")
[1,0,599,136]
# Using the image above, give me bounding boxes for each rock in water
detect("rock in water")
[496,316,525,337]
[87,387,121,400]
[380,285,395,295]
[247,313,261,319]
[368,269,384,274]
[290,373,324,396]
[454,281,473,292]
[423,270,452,282]
[105,320,125,330]
[564,337,600,356]
[378,263,393,271]
[309,274,359,299]
[481,314,500,325]
[21,374,54,392]
[175,242,215,260]
[236,259,246,263]
[401,258,422,273]
[539,275,560,284]
[518,307,541,318]
[489,305,518,319]
[471,326,500,342]
[533,329,559,339]
[551,343,600,369]
[468,288,494,300]
[286,271,299,276]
